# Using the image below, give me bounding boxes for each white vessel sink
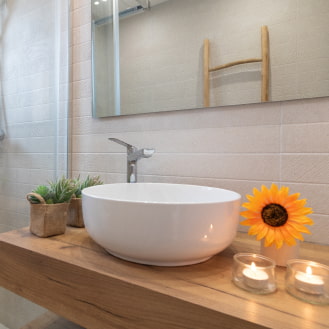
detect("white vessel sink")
[82,183,241,266]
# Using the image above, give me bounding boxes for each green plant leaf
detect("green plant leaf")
[28,175,103,204]
[73,175,103,198]
[29,185,51,204]
[48,176,76,203]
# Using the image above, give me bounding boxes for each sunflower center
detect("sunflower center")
[261,203,288,227]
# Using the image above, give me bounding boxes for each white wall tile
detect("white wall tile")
[74,124,280,154]
[282,97,329,124]
[72,42,92,63]
[282,123,329,153]
[72,0,90,10]
[73,60,91,82]
[72,97,92,117]
[72,79,92,99]
[140,154,280,181]
[72,5,91,28]
[72,23,91,45]
[281,155,329,184]
[305,214,329,245]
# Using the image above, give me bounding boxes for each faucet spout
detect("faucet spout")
[127,148,155,161]
[108,138,155,183]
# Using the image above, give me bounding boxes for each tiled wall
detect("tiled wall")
[0,0,69,234]
[0,1,69,328]
[72,0,328,245]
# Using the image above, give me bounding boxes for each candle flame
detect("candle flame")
[306,266,312,275]
[251,262,256,271]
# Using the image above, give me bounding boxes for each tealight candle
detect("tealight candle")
[233,253,276,294]
[286,259,329,305]
[243,262,269,289]
[295,266,324,295]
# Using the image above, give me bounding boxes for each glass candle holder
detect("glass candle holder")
[232,253,276,294]
[285,259,329,305]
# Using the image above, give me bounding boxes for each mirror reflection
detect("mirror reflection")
[92,0,329,117]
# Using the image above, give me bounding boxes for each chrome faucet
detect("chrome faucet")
[108,138,155,183]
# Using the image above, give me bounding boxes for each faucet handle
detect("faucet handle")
[108,138,137,154]
[108,137,134,149]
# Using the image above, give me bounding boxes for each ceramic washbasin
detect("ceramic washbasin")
[82,183,241,266]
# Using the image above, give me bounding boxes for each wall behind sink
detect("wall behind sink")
[71,0,329,245]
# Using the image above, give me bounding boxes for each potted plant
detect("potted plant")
[68,175,103,228]
[26,176,76,238]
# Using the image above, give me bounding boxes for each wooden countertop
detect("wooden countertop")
[0,227,328,329]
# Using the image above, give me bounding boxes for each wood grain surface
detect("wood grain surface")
[0,227,328,329]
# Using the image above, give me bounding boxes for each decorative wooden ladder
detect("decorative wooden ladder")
[203,25,269,107]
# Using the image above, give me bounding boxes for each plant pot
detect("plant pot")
[67,197,84,228]
[26,193,69,238]
[260,239,300,267]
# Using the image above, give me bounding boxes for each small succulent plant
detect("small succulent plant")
[72,175,103,198]
[28,176,76,204]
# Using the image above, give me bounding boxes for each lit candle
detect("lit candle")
[295,266,324,295]
[243,262,269,289]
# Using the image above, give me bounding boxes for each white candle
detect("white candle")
[295,266,324,295]
[243,262,269,289]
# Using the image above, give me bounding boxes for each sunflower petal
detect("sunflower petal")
[274,229,284,249]
[264,228,275,246]
[261,185,270,203]
[241,202,262,212]
[253,187,261,197]
[294,199,307,207]
[249,224,264,235]
[270,183,279,193]
[281,186,290,197]
[240,218,259,226]
[276,186,289,205]
[269,184,279,203]
[264,239,274,247]
[285,224,305,241]
[280,227,297,246]
[246,194,255,202]
[285,192,300,204]
[241,216,262,225]
[240,219,250,226]
[289,207,313,216]
[289,216,314,225]
[256,225,269,240]
[288,221,312,234]
[246,203,263,213]
[240,210,257,218]
[241,202,251,209]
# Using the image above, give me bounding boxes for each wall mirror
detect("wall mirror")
[92,0,329,117]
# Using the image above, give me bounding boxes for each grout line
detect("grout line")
[140,174,329,186]
[279,101,283,187]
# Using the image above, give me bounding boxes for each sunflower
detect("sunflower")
[240,184,313,249]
